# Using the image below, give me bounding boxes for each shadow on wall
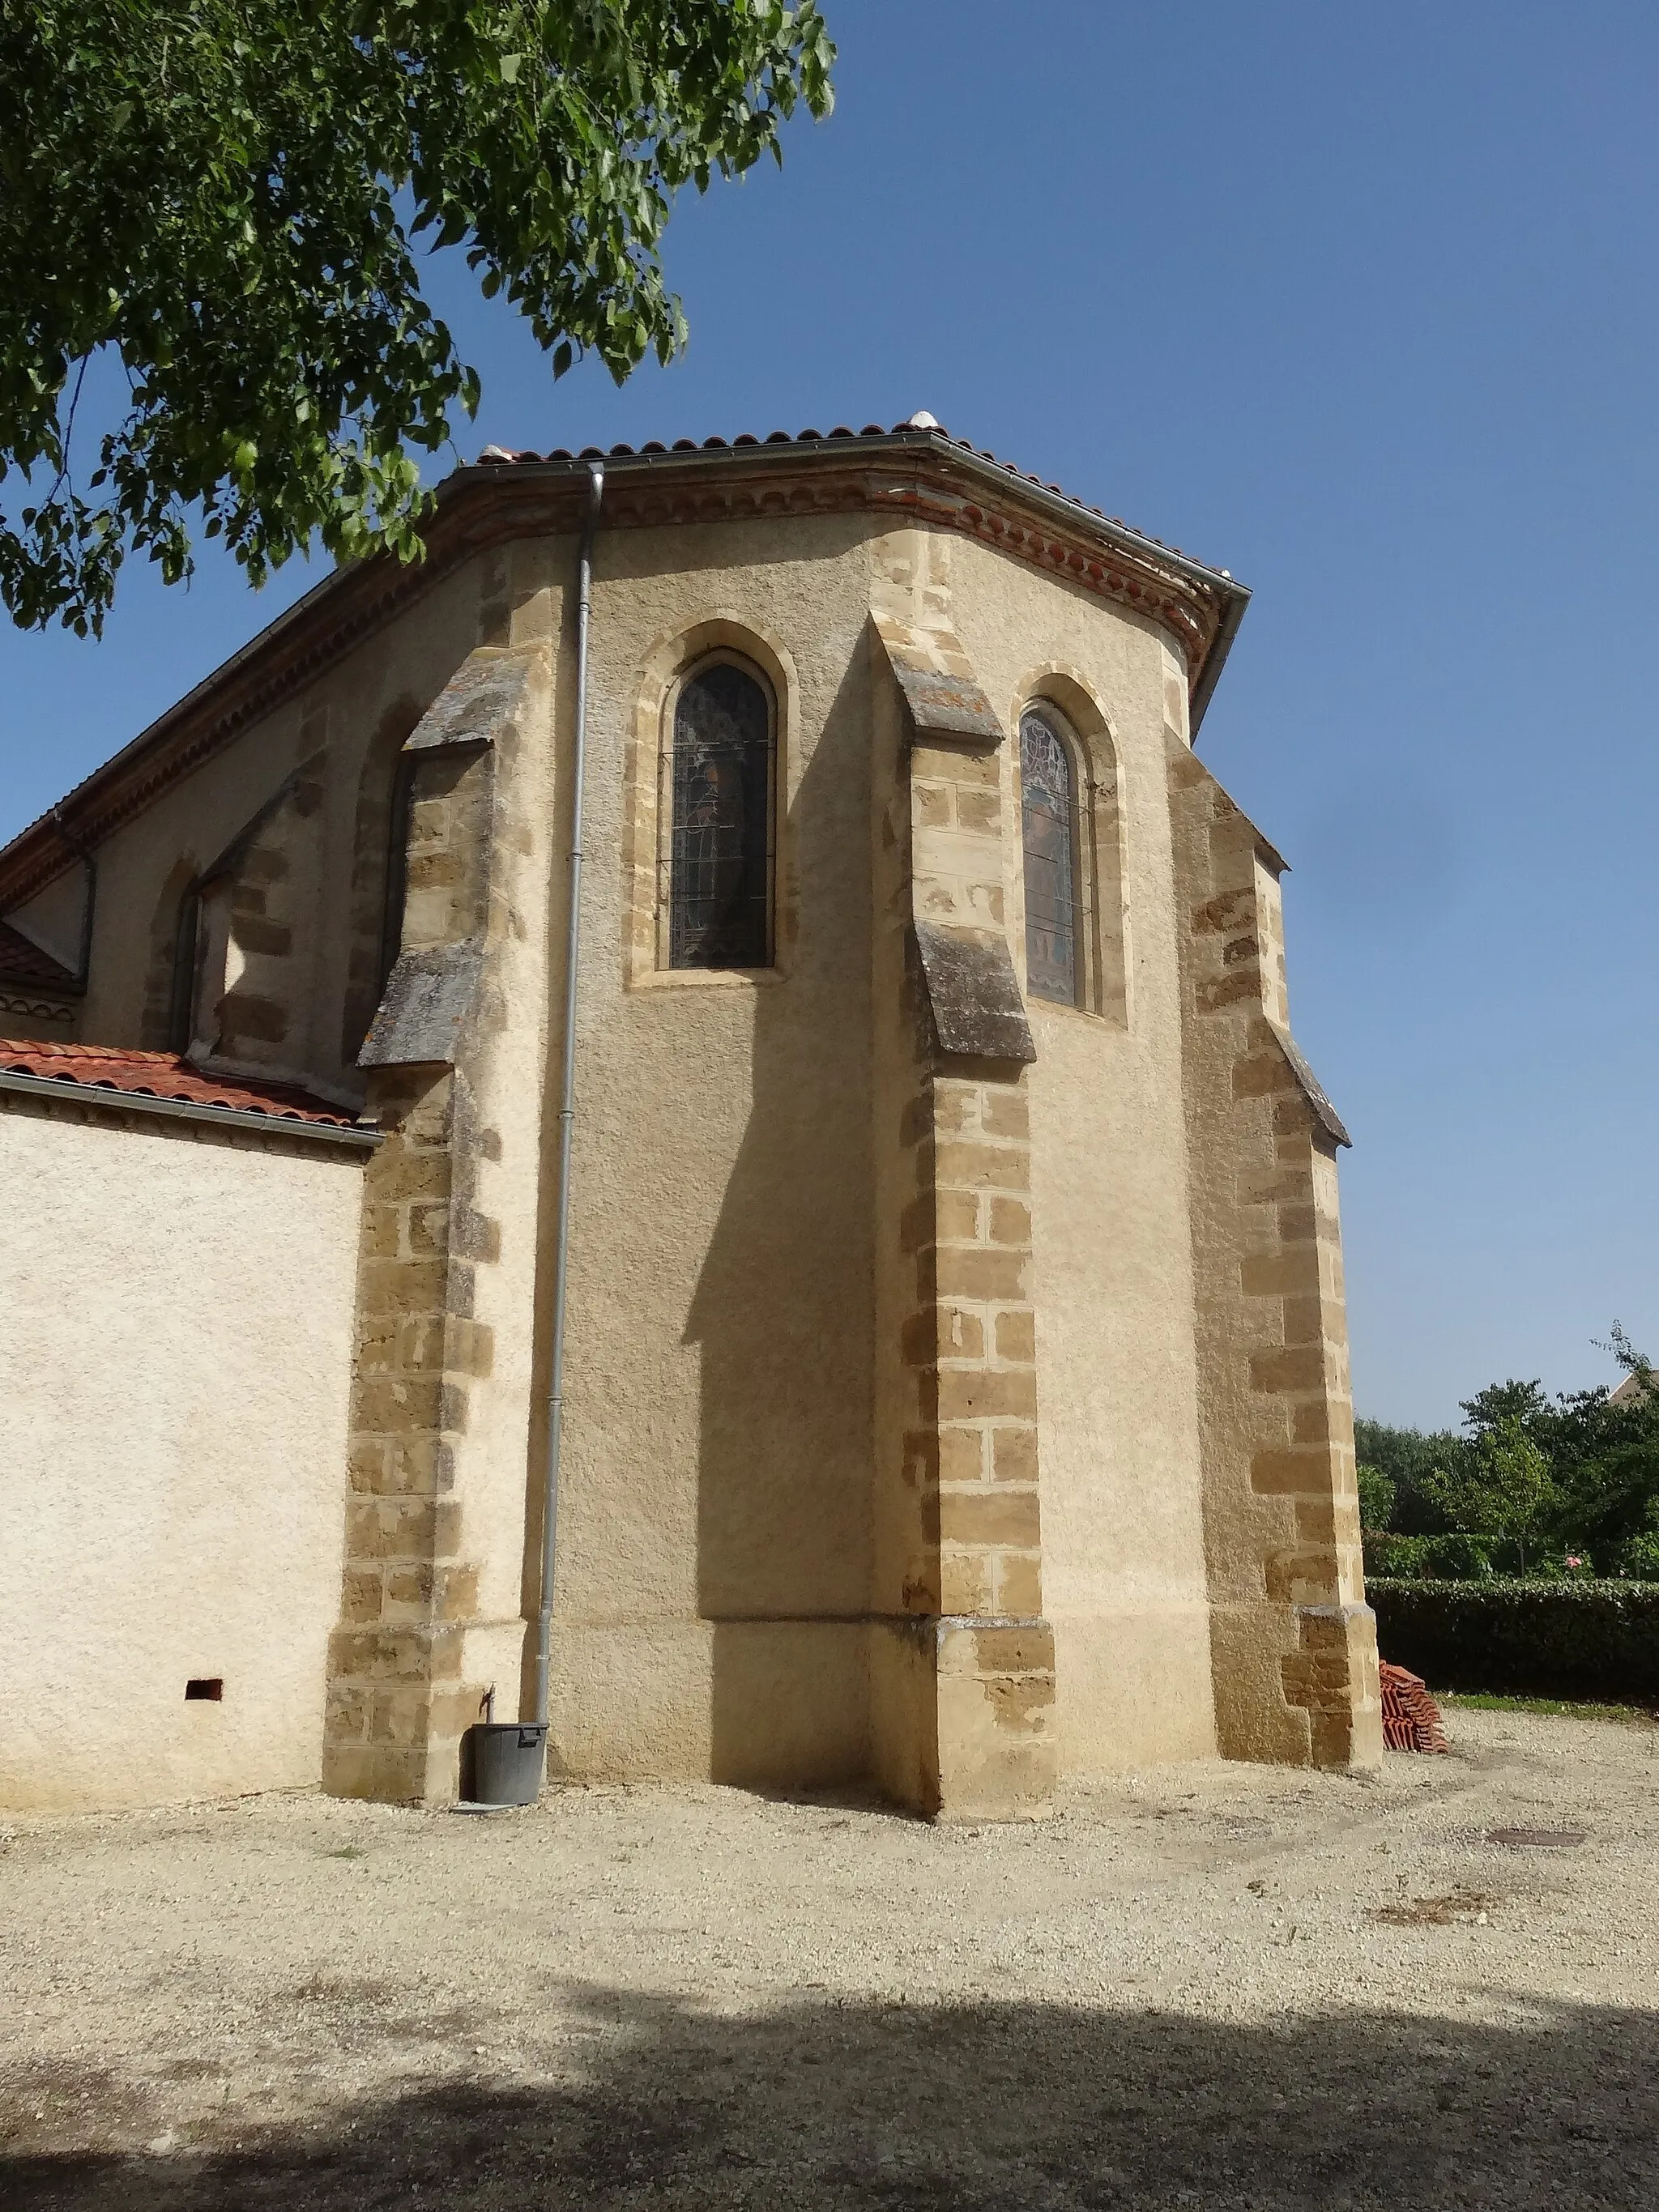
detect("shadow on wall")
[683,647,876,1792]
[5,1988,1654,2208]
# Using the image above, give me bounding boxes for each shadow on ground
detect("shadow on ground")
[4,1989,1654,2208]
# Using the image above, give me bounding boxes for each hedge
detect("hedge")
[1367,1578,1659,1703]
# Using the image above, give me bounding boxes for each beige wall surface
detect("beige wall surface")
[524,516,881,1786]
[945,539,1218,1774]
[6,869,85,982]
[527,514,1218,1786]
[0,1102,363,1811]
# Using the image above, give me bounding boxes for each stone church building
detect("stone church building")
[0,419,1382,1817]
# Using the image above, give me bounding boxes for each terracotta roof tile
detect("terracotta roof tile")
[471,420,1222,572]
[0,1040,362,1127]
[0,922,79,994]
[1379,1661,1449,1754]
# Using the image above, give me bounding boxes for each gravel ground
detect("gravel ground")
[2,1704,1657,2209]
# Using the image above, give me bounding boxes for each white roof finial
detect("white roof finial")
[906,410,940,430]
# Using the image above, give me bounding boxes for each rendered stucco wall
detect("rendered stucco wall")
[0,1101,363,1811]
[942,538,1218,1775]
[522,515,880,1788]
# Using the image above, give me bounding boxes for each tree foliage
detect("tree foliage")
[1358,1323,1659,1576]
[1419,1416,1554,1566]
[0,2,835,633]
[1353,1416,1462,1535]
[1354,1462,1396,1532]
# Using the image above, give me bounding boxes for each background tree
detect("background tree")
[1358,1326,1659,1576]
[1546,1324,1659,1561]
[1354,1462,1396,1532]
[0,2,835,634]
[1457,1378,1551,1438]
[1353,1417,1464,1536]
[1419,1414,1555,1571]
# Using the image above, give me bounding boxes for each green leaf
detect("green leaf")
[0,0,838,633]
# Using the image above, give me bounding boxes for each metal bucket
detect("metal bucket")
[464,1721,548,1807]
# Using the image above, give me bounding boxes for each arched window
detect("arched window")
[139,858,200,1050]
[1020,707,1078,1005]
[669,660,774,970]
[340,701,420,1064]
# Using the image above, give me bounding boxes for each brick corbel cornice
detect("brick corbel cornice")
[0,430,1247,912]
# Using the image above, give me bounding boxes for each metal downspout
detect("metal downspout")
[534,461,604,1737]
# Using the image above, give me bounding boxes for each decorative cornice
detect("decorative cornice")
[0,429,1248,911]
[0,989,76,1026]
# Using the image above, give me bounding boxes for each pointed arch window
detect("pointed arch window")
[669,659,775,970]
[1020,707,1079,1005]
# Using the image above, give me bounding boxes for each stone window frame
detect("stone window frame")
[623,614,799,992]
[1011,667,1130,1029]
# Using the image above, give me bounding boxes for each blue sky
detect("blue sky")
[2,2,1654,1428]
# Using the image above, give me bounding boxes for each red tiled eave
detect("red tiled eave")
[0,1041,363,1127]
[475,418,1226,572]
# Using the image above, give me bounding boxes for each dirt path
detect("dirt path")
[3,1706,1657,2207]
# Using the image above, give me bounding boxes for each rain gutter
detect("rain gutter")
[0,1067,380,1149]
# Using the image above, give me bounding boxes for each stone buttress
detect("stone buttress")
[322,646,557,1801]
[1166,735,1382,1770]
[868,527,1057,1818]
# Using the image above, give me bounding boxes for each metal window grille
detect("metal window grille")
[1021,710,1077,1005]
[670,663,773,970]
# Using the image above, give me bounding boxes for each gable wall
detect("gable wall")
[23,561,489,1097]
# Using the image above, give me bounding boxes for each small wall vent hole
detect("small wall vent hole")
[185,1678,224,1702]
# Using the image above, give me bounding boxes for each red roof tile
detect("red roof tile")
[0,921,79,994]
[1379,1662,1448,1754]
[471,419,1226,573]
[0,1041,362,1127]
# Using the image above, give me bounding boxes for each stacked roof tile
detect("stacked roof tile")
[0,1040,362,1127]
[1379,1661,1449,1754]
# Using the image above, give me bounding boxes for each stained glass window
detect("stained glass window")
[670,662,774,969]
[1021,709,1077,1005]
